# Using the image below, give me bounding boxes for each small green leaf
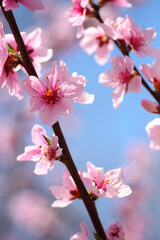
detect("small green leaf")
[7,42,16,54]
[42,135,51,145]
[93,232,103,240]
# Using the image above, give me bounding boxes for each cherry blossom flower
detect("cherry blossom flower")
[106,222,126,240]
[80,26,114,65]
[2,0,44,11]
[141,99,160,114]
[67,0,89,38]
[141,59,160,94]
[5,28,53,77]
[99,55,142,108]
[117,15,160,57]
[22,60,94,126]
[50,169,81,208]
[70,222,89,240]
[99,0,132,8]
[81,162,132,198]
[17,124,62,175]
[145,118,160,150]
[0,22,23,100]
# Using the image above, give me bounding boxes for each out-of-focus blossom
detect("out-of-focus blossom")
[141,99,160,114]
[145,118,160,150]
[81,162,132,198]
[41,6,76,54]
[70,222,89,240]
[22,60,94,126]
[50,169,81,208]
[99,0,132,8]
[141,59,160,94]
[17,124,62,175]
[99,55,142,108]
[6,28,53,77]
[7,190,58,237]
[2,0,44,11]
[80,26,114,65]
[106,221,126,240]
[67,0,89,38]
[117,15,160,57]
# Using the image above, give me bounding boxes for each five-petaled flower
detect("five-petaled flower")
[117,15,160,58]
[50,169,81,208]
[80,26,114,65]
[99,54,142,108]
[81,162,132,198]
[22,60,94,126]
[17,124,62,175]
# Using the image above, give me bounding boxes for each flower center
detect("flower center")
[39,144,56,161]
[41,86,61,105]
[70,189,81,200]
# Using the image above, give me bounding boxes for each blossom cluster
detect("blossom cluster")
[1,0,160,239]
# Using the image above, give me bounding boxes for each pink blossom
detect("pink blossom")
[2,0,44,11]
[50,169,81,208]
[99,55,142,108]
[141,99,160,114]
[17,124,62,175]
[5,28,53,77]
[81,162,132,198]
[117,15,160,57]
[0,22,23,100]
[80,26,114,65]
[22,60,94,126]
[70,222,89,240]
[7,190,57,237]
[67,0,89,38]
[145,118,160,150]
[106,222,126,240]
[68,0,89,26]
[141,59,160,94]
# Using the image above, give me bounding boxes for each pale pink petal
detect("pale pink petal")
[143,28,156,43]
[152,59,160,80]
[50,185,72,199]
[112,85,126,108]
[31,124,48,146]
[95,42,114,66]
[75,92,94,104]
[62,82,84,100]
[20,0,44,11]
[34,161,50,175]
[39,98,73,126]
[127,75,142,93]
[146,118,160,150]
[124,56,134,74]
[140,45,160,58]
[52,199,73,208]
[140,64,153,82]
[4,71,23,100]
[2,0,19,10]
[141,99,160,113]
[17,146,42,162]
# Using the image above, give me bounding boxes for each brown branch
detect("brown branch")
[1,5,107,239]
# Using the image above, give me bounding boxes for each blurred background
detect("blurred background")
[0,0,160,239]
